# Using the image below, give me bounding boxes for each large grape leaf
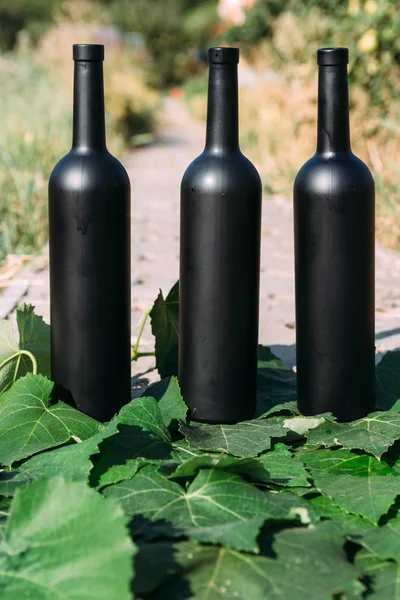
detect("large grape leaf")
[258,443,311,487]
[184,517,267,552]
[145,376,187,429]
[16,303,51,379]
[259,400,299,418]
[268,524,364,598]
[0,305,51,395]
[168,453,271,482]
[91,396,176,488]
[0,444,92,496]
[376,351,400,410]
[171,440,205,461]
[388,399,400,412]
[133,524,363,599]
[104,466,314,539]
[308,494,376,536]
[297,447,400,523]
[355,549,400,600]
[117,395,171,442]
[150,281,179,378]
[306,411,400,458]
[0,477,135,600]
[180,417,296,458]
[0,318,17,395]
[0,374,103,466]
[256,346,298,417]
[358,512,400,562]
[0,421,118,497]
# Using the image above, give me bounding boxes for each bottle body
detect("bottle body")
[179,47,262,423]
[49,45,131,421]
[294,48,375,421]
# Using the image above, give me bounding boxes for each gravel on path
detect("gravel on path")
[1,97,400,388]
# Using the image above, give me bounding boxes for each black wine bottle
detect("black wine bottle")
[179,47,262,424]
[49,44,131,421]
[294,47,375,421]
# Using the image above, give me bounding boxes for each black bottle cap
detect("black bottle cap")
[208,47,239,65]
[73,44,104,61]
[317,47,348,66]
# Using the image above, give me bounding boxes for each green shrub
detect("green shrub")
[183,73,208,99]
[103,0,219,88]
[224,0,282,47]
[0,0,63,49]
[225,0,400,108]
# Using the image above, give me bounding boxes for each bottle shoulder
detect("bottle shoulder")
[294,151,374,196]
[181,149,261,193]
[49,148,130,192]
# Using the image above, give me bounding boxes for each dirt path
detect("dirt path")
[1,97,400,378]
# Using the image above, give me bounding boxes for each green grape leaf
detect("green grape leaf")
[308,494,376,535]
[358,512,400,562]
[145,376,187,428]
[16,303,51,379]
[104,465,315,538]
[0,305,51,395]
[91,396,176,488]
[0,421,118,497]
[388,399,400,413]
[180,417,296,458]
[116,395,171,442]
[258,400,299,418]
[355,549,400,599]
[0,374,102,466]
[168,453,271,482]
[184,517,266,553]
[133,524,363,600]
[376,351,400,411]
[0,318,18,395]
[150,281,179,378]
[0,477,135,600]
[0,444,92,496]
[297,447,400,523]
[258,443,311,487]
[306,411,400,458]
[167,440,204,462]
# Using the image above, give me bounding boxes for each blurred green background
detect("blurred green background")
[0,0,399,262]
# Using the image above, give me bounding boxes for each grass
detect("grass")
[0,54,71,259]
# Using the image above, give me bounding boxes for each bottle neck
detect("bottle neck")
[317,64,351,154]
[72,60,106,150]
[205,63,239,152]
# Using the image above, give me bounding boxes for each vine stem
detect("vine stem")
[0,350,37,377]
[132,350,156,362]
[13,352,22,383]
[131,307,154,361]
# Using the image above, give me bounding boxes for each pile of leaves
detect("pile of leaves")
[0,285,400,599]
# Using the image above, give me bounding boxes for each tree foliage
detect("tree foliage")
[0,0,63,49]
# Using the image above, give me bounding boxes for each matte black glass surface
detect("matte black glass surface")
[179,47,262,423]
[293,47,375,421]
[48,44,131,421]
